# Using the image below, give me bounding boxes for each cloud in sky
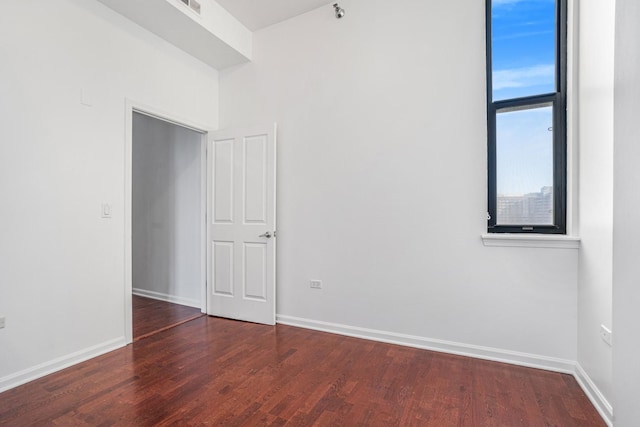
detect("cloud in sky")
[493,30,553,41]
[493,64,554,90]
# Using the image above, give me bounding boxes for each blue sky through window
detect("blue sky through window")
[492,0,556,198]
[492,0,556,101]
[496,105,553,196]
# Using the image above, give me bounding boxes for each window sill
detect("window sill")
[481,233,581,249]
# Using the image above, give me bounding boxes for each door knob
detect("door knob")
[259,231,272,238]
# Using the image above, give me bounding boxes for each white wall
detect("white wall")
[220,0,579,364]
[576,0,615,411]
[132,113,202,307]
[193,0,252,58]
[612,0,640,424]
[0,0,217,390]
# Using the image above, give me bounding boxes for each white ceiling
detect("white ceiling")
[215,0,332,31]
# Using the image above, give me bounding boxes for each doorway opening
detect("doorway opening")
[126,107,208,342]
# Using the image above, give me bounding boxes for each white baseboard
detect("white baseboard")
[277,315,576,373]
[132,288,200,309]
[0,337,126,394]
[276,314,612,426]
[574,363,614,426]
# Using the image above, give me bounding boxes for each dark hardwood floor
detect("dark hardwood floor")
[133,294,203,341]
[0,316,605,426]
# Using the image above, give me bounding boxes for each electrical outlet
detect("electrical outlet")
[310,280,322,289]
[600,324,612,347]
[0,317,5,329]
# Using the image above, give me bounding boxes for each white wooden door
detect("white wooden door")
[207,125,276,325]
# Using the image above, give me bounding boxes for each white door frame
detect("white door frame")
[124,99,212,344]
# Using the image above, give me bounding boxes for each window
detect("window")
[486,0,567,234]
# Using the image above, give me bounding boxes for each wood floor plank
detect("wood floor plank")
[0,316,606,426]
[132,295,203,340]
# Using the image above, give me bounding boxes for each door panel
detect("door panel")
[213,139,234,223]
[212,241,234,296]
[244,243,267,300]
[207,125,276,325]
[244,135,267,223]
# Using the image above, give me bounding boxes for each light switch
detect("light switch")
[101,203,112,218]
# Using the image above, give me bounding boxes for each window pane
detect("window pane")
[496,105,553,225]
[492,0,556,101]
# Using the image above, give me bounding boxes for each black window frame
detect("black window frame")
[486,0,567,234]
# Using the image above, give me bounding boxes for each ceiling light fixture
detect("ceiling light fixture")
[333,3,345,19]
